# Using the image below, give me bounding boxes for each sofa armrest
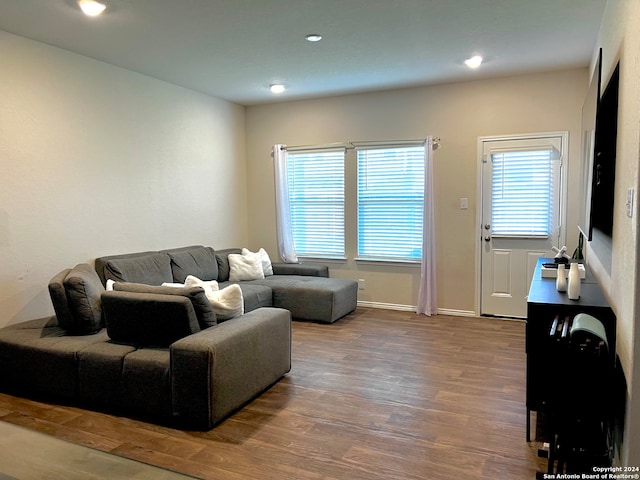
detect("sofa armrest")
[271,262,329,277]
[170,307,291,429]
[102,291,201,347]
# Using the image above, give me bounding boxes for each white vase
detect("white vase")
[567,263,581,300]
[556,264,567,292]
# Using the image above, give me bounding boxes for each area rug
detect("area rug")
[0,421,198,480]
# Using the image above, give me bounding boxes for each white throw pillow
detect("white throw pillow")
[242,248,273,277]
[183,275,219,291]
[206,284,244,320]
[228,253,265,281]
[106,279,115,291]
[181,275,242,320]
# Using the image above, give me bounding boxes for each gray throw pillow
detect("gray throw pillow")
[63,263,106,334]
[113,282,217,329]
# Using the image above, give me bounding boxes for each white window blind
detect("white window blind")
[286,149,345,258]
[357,145,425,260]
[491,148,560,237]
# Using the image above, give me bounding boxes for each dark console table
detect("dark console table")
[526,258,616,473]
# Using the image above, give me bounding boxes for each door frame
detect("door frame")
[474,131,569,317]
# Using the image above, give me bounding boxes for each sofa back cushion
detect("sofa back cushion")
[102,291,201,347]
[162,246,218,283]
[113,282,217,329]
[48,268,73,328]
[103,253,172,285]
[62,263,106,334]
[215,248,242,282]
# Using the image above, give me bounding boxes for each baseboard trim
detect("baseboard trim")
[357,301,415,312]
[357,301,476,318]
[436,308,477,317]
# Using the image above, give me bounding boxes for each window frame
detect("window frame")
[282,139,428,265]
[285,147,346,259]
[489,145,562,239]
[476,131,568,268]
[355,143,426,263]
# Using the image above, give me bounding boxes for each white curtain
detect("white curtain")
[273,144,299,263]
[416,137,437,316]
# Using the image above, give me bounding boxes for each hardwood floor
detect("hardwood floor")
[0,308,544,479]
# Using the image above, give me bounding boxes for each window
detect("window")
[490,147,561,237]
[286,149,345,258]
[357,145,425,261]
[284,141,427,262]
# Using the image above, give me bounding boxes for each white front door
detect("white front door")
[479,134,566,318]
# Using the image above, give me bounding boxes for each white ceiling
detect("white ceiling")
[0,0,606,106]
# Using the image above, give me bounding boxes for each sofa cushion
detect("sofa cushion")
[102,291,201,347]
[113,282,217,329]
[48,268,72,328]
[0,317,109,399]
[271,262,329,277]
[122,349,172,418]
[162,245,219,283]
[228,252,265,281]
[104,253,172,285]
[215,248,241,282]
[78,342,137,408]
[219,282,272,313]
[62,264,106,335]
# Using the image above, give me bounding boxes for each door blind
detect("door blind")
[491,148,558,237]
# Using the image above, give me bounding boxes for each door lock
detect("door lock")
[484,224,491,230]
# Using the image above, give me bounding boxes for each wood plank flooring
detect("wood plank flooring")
[0,308,545,479]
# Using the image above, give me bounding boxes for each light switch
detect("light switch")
[460,197,468,210]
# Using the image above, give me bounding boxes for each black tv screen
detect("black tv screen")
[577,49,601,241]
[590,62,619,237]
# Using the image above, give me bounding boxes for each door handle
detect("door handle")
[484,236,491,242]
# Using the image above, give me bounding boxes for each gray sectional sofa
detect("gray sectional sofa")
[0,245,357,429]
[95,246,357,324]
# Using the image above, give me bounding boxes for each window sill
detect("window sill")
[355,257,421,267]
[297,256,347,264]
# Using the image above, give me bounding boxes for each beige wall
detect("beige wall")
[587,0,640,466]
[0,31,247,328]
[245,69,587,314]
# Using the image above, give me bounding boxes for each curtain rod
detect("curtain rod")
[279,137,441,153]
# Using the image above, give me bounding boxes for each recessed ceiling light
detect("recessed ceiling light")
[305,34,323,42]
[78,0,107,16]
[270,84,285,94]
[464,55,483,69]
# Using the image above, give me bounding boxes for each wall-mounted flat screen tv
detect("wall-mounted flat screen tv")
[578,50,619,242]
[578,49,601,241]
[590,61,619,238]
